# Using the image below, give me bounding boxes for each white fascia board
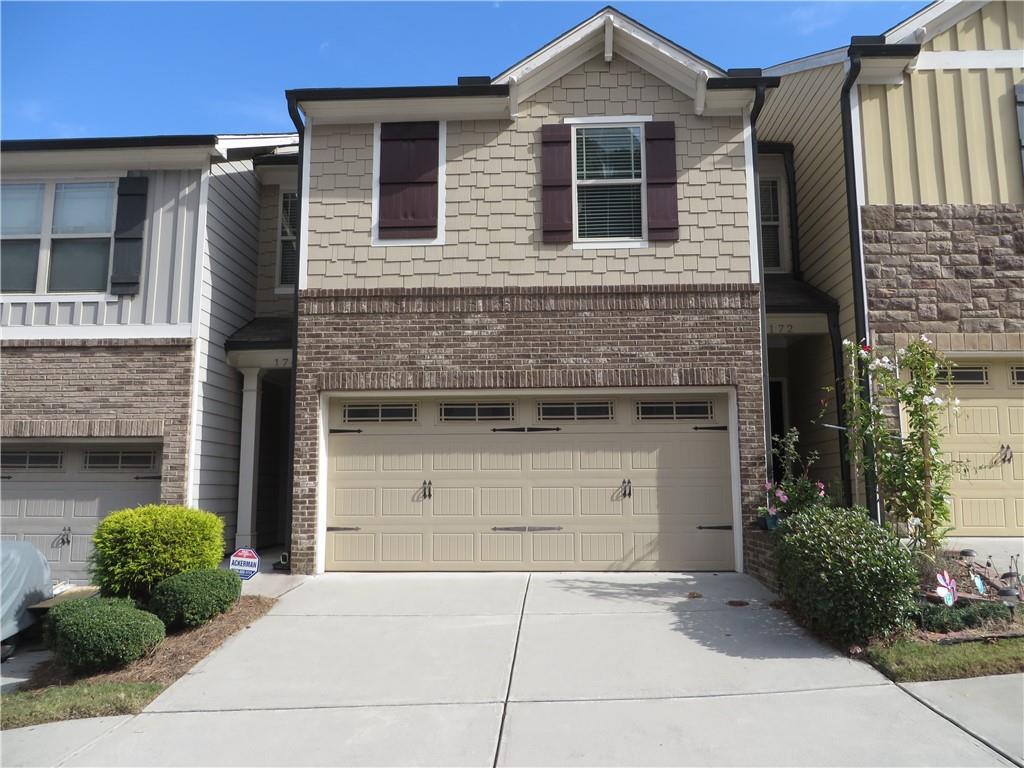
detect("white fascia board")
[256,165,299,189]
[702,89,756,116]
[857,56,914,86]
[0,323,193,341]
[186,161,212,507]
[1,147,213,173]
[299,96,508,124]
[885,0,987,45]
[764,47,847,77]
[615,37,699,100]
[913,50,1024,70]
[298,113,312,291]
[214,134,298,157]
[506,39,603,104]
[494,10,608,83]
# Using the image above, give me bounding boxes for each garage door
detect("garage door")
[945,361,1024,537]
[1,444,162,583]
[325,395,735,571]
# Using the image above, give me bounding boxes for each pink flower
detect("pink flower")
[816,481,825,490]
[767,505,777,516]
[763,482,773,491]
[861,344,872,353]
[775,490,789,503]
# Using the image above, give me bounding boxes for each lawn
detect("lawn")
[1,595,274,730]
[866,637,1024,683]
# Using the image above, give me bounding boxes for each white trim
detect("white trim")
[316,391,329,575]
[850,82,870,344]
[571,239,649,250]
[213,133,298,158]
[298,113,312,291]
[728,387,743,573]
[885,0,987,45]
[603,14,614,63]
[742,109,760,284]
[912,50,1024,71]
[185,162,212,508]
[563,115,654,124]
[764,47,847,77]
[0,292,111,304]
[0,322,193,341]
[190,163,211,340]
[370,120,447,248]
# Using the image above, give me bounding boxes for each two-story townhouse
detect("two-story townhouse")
[758,0,1023,548]
[0,133,298,581]
[281,7,781,577]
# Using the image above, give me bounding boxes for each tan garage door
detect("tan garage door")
[325,395,735,571]
[946,361,1024,537]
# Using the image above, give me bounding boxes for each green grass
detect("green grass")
[1,682,165,730]
[866,637,1024,683]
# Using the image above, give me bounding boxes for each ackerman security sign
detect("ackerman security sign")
[229,548,260,581]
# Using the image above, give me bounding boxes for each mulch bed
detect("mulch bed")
[26,595,275,690]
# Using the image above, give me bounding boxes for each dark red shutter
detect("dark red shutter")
[378,122,439,240]
[541,124,572,243]
[645,121,679,242]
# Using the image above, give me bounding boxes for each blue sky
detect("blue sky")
[2,1,923,139]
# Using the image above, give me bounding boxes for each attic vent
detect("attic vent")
[457,76,491,86]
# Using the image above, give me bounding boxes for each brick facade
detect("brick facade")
[0,339,194,504]
[290,283,767,575]
[862,203,1024,350]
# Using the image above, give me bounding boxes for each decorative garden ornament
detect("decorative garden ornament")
[972,574,986,595]
[936,571,957,607]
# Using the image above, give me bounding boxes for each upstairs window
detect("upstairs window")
[1,181,115,294]
[573,124,644,242]
[279,192,298,287]
[758,154,792,272]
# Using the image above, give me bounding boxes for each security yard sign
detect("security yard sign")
[229,548,260,581]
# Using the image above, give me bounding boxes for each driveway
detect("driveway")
[4,573,1013,767]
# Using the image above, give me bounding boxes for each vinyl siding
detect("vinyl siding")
[922,1,1023,51]
[190,159,261,541]
[1,169,202,330]
[757,63,851,486]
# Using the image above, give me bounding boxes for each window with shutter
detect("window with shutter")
[573,124,645,243]
[279,191,298,287]
[373,121,444,244]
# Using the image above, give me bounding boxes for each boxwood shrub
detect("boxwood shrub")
[776,506,918,645]
[150,568,242,629]
[44,597,135,647]
[51,598,165,673]
[92,505,225,600]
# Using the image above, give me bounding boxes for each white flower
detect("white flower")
[923,395,934,405]
[954,398,960,406]
[930,386,937,394]
[920,334,930,343]
[933,397,943,405]
[897,348,906,355]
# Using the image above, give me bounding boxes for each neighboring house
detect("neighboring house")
[0,133,297,582]
[759,0,1023,540]
[283,7,781,577]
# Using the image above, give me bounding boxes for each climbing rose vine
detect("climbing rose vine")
[841,336,960,553]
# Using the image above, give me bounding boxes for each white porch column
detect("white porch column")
[235,367,263,549]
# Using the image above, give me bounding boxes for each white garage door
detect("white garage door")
[325,394,735,572]
[1,443,162,583]
[945,361,1024,537]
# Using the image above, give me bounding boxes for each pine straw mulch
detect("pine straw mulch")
[26,595,275,690]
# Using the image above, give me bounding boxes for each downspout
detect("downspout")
[749,84,773,482]
[284,94,305,563]
[827,308,853,507]
[840,54,880,523]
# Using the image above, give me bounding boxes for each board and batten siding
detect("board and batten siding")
[860,1,1024,205]
[757,62,851,487]
[1,169,202,330]
[189,159,262,542]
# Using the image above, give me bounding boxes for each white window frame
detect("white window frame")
[569,117,650,250]
[1,176,117,297]
[370,121,447,247]
[758,154,792,274]
[275,188,298,294]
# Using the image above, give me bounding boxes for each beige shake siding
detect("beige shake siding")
[859,1,1024,205]
[305,56,753,289]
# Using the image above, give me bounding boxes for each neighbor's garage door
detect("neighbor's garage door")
[945,361,1024,537]
[1,444,162,583]
[325,395,734,571]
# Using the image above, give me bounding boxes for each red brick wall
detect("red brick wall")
[1,339,194,504]
[291,284,768,574]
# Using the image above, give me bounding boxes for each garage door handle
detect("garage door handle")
[693,426,727,431]
[329,428,364,434]
[491,426,562,433]
[697,524,733,530]
[491,526,563,532]
[327,526,362,532]
[0,475,10,480]
[134,475,161,480]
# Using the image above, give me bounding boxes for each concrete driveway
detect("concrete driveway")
[4,573,1013,767]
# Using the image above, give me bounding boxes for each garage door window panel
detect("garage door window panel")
[538,401,614,421]
[440,402,515,422]
[83,450,157,472]
[1,450,63,471]
[636,401,714,421]
[344,404,418,423]
[1010,366,1024,386]
[949,366,989,385]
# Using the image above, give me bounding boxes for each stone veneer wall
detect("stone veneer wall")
[1,340,194,504]
[861,203,1024,350]
[289,284,768,575]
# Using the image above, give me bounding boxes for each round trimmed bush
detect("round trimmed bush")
[51,598,165,673]
[44,596,135,647]
[92,505,225,600]
[150,568,242,629]
[776,506,917,645]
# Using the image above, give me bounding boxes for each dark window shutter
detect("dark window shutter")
[645,121,679,242]
[541,124,572,243]
[378,122,439,240]
[110,175,148,295]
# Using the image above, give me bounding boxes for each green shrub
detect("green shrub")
[92,505,225,600]
[44,597,135,648]
[150,568,241,629]
[51,598,165,673]
[776,506,918,644]
[917,600,1012,633]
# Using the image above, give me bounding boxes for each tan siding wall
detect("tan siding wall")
[306,55,752,289]
[922,1,1023,51]
[757,63,851,484]
[255,183,293,316]
[862,2,1024,205]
